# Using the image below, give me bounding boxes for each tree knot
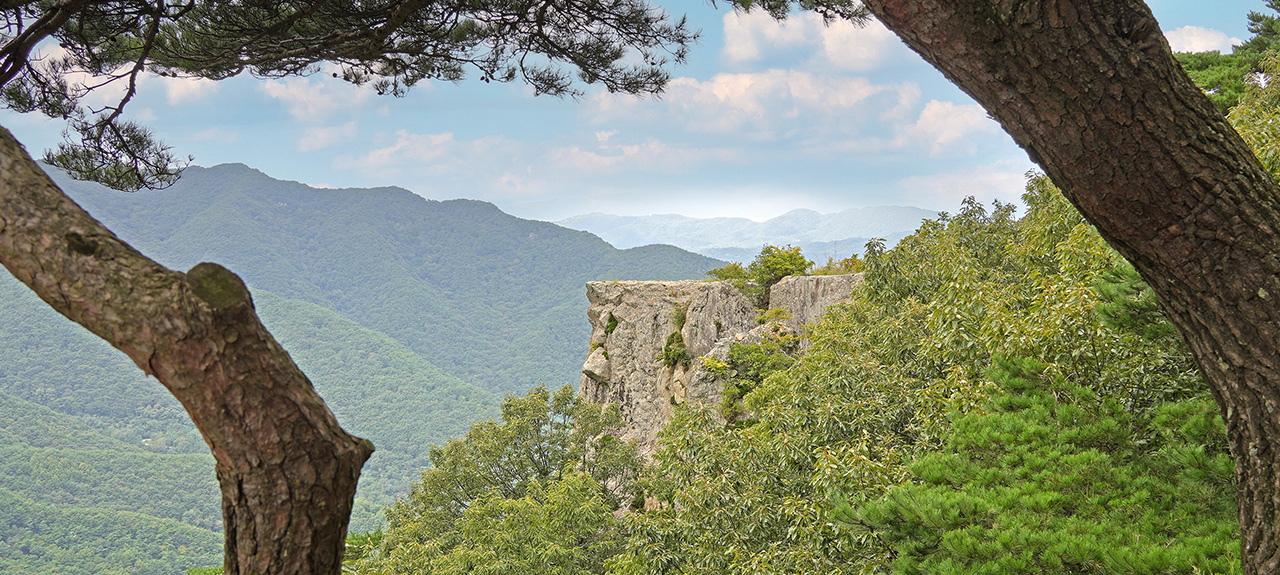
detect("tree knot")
[187,262,252,309]
[65,232,99,256]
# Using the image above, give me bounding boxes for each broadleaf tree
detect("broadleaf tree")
[349,385,639,575]
[0,1,698,573]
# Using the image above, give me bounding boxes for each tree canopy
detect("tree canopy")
[348,385,640,575]
[707,244,815,306]
[856,1,1280,572]
[611,178,1227,575]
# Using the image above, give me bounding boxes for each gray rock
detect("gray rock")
[768,273,863,341]
[582,347,611,381]
[579,274,860,460]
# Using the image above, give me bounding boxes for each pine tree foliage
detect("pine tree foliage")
[0,0,702,189]
[858,357,1237,575]
[1174,1,1280,113]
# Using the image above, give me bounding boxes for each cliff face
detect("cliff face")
[579,274,862,458]
[578,281,756,457]
[768,274,865,348]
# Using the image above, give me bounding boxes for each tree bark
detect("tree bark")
[859,0,1280,572]
[0,127,374,575]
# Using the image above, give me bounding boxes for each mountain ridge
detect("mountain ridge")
[47,162,723,393]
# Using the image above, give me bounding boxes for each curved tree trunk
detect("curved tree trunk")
[0,127,373,575]
[860,1,1280,572]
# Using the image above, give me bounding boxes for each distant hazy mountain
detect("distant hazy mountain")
[0,163,723,571]
[558,206,938,262]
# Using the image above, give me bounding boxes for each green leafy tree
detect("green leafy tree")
[719,330,798,422]
[855,2,1280,568]
[706,244,814,306]
[351,385,640,575]
[1173,2,1280,113]
[813,254,864,275]
[1229,51,1280,178]
[614,177,1218,575]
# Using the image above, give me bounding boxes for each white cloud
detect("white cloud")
[158,76,217,105]
[721,10,901,71]
[343,131,456,169]
[722,10,812,62]
[260,77,370,121]
[336,130,526,186]
[495,173,536,196]
[904,100,1000,155]
[299,122,357,151]
[882,83,921,120]
[819,19,900,71]
[595,70,900,138]
[1165,25,1242,53]
[188,128,238,144]
[549,139,736,173]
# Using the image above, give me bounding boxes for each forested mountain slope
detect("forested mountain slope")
[48,163,723,393]
[0,389,223,574]
[0,270,494,532]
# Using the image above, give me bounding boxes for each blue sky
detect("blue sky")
[1,0,1265,221]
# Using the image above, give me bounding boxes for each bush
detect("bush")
[661,331,691,369]
[707,244,813,306]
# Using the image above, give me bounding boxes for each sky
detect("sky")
[0,0,1265,222]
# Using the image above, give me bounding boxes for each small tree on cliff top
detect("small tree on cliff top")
[708,244,814,306]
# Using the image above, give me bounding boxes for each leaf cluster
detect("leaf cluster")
[719,333,797,422]
[707,244,814,306]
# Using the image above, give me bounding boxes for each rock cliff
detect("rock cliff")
[579,274,862,458]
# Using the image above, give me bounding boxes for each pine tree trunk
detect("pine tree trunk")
[0,127,374,575]
[860,1,1280,572]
